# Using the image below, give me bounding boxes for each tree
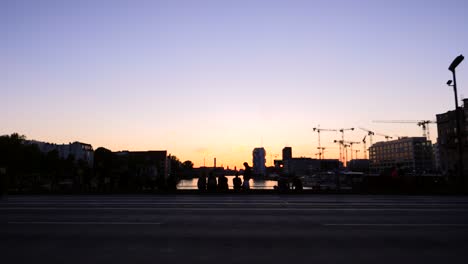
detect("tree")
[0,133,42,192]
[165,155,183,191]
[169,155,182,173]
[182,160,194,169]
[94,147,114,192]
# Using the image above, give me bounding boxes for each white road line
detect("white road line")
[323,223,468,227]
[2,201,286,204]
[3,202,468,206]
[1,207,467,212]
[5,199,468,204]
[4,203,270,205]
[8,221,162,225]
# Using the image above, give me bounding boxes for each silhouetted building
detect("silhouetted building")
[282,147,292,161]
[284,158,320,176]
[253,147,266,176]
[319,159,342,170]
[347,159,370,172]
[274,159,283,169]
[279,146,340,175]
[59,142,94,166]
[433,143,441,172]
[369,137,434,174]
[436,98,468,176]
[27,140,94,167]
[114,150,168,180]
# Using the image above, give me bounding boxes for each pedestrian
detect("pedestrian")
[207,171,217,192]
[292,176,303,192]
[197,174,206,192]
[218,174,229,192]
[278,175,289,193]
[242,162,251,191]
[233,173,242,192]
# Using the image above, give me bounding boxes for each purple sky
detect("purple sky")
[2,0,468,167]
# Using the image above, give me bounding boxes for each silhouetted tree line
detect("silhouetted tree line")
[0,133,194,194]
[0,133,91,193]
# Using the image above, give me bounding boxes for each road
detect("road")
[1,195,468,264]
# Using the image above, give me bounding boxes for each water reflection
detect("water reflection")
[177,175,277,190]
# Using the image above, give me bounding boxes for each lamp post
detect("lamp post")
[448,54,464,192]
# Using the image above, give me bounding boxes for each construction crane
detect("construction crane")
[313,127,337,159]
[317,147,326,159]
[347,141,360,161]
[373,120,436,141]
[354,149,360,160]
[333,140,344,155]
[375,132,393,141]
[359,127,393,142]
[362,136,367,159]
[338,128,354,164]
[334,140,358,166]
[359,127,375,146]
[343,143,350,166]
[359,127,394,158]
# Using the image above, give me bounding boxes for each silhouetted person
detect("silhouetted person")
[218,175,229,192]
[292,176,303,192]
[197,175,207,191]
[166,175,178,191]
[278,175,289,193]
[242,162,251,190]
[207,172,217,192]
[233,173,242,192]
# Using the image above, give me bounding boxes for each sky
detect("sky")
[2,0,468,168]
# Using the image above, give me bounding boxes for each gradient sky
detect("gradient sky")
[2,0,468,168]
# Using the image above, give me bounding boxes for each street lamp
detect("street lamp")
[447,54,464,192]
[448,55,464,109]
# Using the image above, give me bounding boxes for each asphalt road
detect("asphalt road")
[1,195,468,264]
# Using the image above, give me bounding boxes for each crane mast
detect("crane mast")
[338,128,354,165]
[313,127,337,159]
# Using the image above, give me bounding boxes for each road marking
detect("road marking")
[1,207,467,212]
[3,202,289,205]
[8,221,162,225]
[323,223,468,227]
[3,202,468,207]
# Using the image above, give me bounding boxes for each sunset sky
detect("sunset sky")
[2,0,468,168]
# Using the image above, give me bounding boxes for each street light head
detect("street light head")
[447,80,453,86]
[449,54,464,72]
